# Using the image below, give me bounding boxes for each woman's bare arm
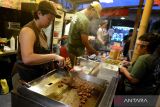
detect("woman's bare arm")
[19,27,64,65]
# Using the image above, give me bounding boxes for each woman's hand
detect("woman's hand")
[54,54,65,67]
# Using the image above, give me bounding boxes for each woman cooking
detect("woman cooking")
[12,0,65,87]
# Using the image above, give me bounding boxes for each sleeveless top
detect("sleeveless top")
[13,20,53,82]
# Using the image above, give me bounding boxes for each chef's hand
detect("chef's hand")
[54,54,65,67]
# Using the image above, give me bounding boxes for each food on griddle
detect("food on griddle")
[61,77,97,107]
[79,103,83,107]
[61,77,73,86]
[58,83,63,88]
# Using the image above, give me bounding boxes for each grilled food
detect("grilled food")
[60,77,101,107]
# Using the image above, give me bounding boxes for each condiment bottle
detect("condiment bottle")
[10,36,15,50]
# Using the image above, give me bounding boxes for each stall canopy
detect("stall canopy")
[0,0,159,10]
[59,0,160,11]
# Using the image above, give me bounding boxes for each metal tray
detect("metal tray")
[17,70,109,107]
[77,57,100,74]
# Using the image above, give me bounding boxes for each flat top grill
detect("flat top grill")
[26,71,108,107]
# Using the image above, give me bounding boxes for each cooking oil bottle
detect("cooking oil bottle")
[0,79,9,94]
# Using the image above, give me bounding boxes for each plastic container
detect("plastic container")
[109,45,122,60]
[10,36,15,50]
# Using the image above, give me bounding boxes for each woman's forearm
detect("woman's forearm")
[22,53,56,65]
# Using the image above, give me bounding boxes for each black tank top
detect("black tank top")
[14,20,53,82]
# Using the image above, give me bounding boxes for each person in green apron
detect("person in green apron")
[67,1,102,66]
[12,1,65,90]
